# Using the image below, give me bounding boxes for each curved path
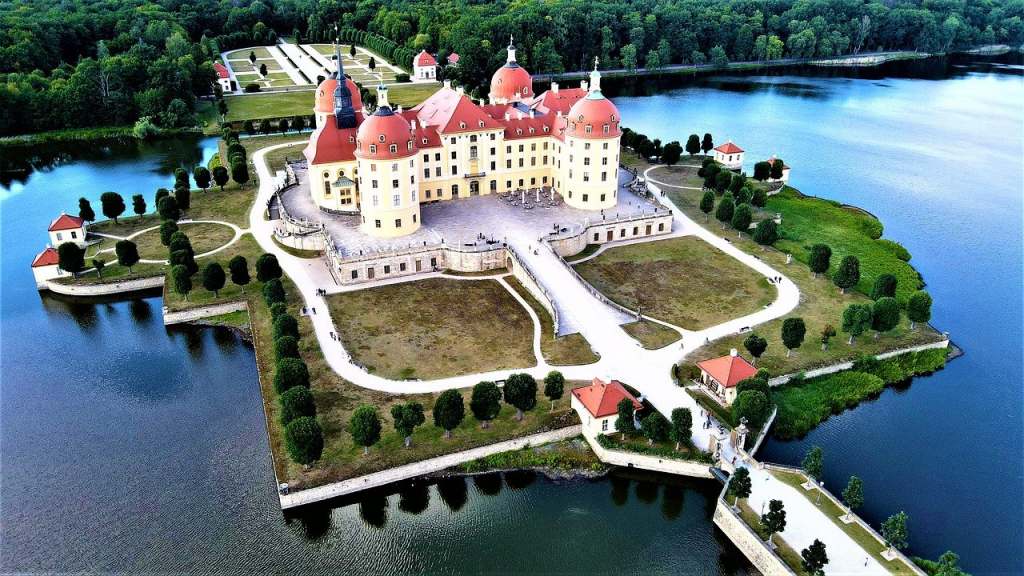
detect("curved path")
[93,220,247,264]
[251,143,880,574]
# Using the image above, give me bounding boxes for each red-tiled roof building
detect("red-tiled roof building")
[413,50,438,80]
[713,141,745,170]
[47,213,87,247]
[696,350,758,406]
[571,377,642,435]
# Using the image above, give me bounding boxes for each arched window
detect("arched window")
[369,144,377,154]
[389,144,398,154]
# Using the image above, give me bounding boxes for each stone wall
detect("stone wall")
[767,339,950,386]
[46,274,165,297]
[163,300,249,326]
[331,243,507,286]
[713,498,795,575]
[548,211,674,257]
[587,432,714,479]
[506,245,559,336]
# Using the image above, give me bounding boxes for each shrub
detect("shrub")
[773,371,885,438]
[256,253,282,282]
[274,357,310,393]
[914,348,948,374]
[244,83,261,93]
[279,386,316,425]
[270,302,288,319]
[273,314,300,341]
[284,416,323,464]
[274,336,300,360]
[395,72,410,82]
[262,278,286,305]
[878,239,912,261]
[732,390,770,427]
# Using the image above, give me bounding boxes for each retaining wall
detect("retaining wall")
[46,274,165,296]
[713,497,795,575]
[506,245,559,336]
[329,243,507,286]
[163,300,249,325]
[767,339,950,386]
[586,432,714,479]
[548,211,674,257]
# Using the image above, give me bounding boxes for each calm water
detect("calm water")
[2,55,1022,574]
[0,137,747,573]
[613,54,1024,573]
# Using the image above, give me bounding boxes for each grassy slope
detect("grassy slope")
[505,276,600,366]
[132,222,235,260]
[622,320,681,349]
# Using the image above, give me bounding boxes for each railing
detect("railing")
[541,240,639,321]
[505,244,560,336]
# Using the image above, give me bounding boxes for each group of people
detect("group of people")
[315,288,328,296]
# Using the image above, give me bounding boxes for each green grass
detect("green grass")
[597,431,713,463]
[163,234,266,312]
[647,164,706,188]
[199,309,251,329]
[387,83,440,108]
[622,320,681,349]
[224,91,314,122]
[685,387,736,427]
[564,243,602,263]
[88,214,163,238]
[574,236,775,330]
[460,437,604,473]
[325,277,536,379]
[732,499,806,574]
[771,469,917,574]
[272,237,322,258]
[264,142,307,173]
[505,276,600,366]
[132,221,235,260]
[186,182,259,228]
[226,47,271,60]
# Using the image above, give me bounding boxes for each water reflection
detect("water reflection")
[662,485,685,520]
[610,475,629,506]
[397,482,430,515]
[635,479,659,504]
[472,473,502,496]
[297,506,333,541]
[503,470,536,490]
[436,477,468,512]
[129,299,153,325]
[358,493,389,528]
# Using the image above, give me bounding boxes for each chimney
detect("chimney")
[581,80,588,92]
[397,105,403,113]
[410,120,417,130]
[556,110,562,118]
[456,86,464,95]
[443,80,452,89]
[551,81,559,93]
[528,110,535,119]
[730,348,738,357]
[504,112,511,121]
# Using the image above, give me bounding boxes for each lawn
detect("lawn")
[264,142,308,173]
[163,233,267,312]
[574,236,775,330]
[252,278,582,490]
[326,277,536,379]
[771,469,917,575]
[387,83,440,107]
[132,222,236,260]
[647,164,706,189]
[622,320,681,349]
[225,46,271,60]
[88,214,163,238]
[224,91,314,122]
[664,185,943,377]
[186,181,259,228]
[505,276,599,366]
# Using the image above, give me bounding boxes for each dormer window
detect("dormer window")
[478,121,484,128]
[459,121,466,129]
[389,144,398,153]
[422,138,427,144]
[348,136,355,143]
[407,141,413,150]
[369,144,377,154]
[529,127,535,134]
[585,125,592,134]
[603,124,610,134]
[543,126,549,133]
[516,128,522,135]
[378,135,386,143]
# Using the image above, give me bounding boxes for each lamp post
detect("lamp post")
[816,480,824,506]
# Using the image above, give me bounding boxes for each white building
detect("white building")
[48,213,87,248]
[214,62,233,93]
[766,155,791,184]
[713,141,745,171]
[570,378,642,436]
[413,50,437,80]
[31,246,65,289]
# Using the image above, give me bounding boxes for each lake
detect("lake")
[2,53,1022,574]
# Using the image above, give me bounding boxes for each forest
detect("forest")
[2,0,1022,136]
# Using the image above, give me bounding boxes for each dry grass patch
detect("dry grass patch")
[326,277,536,379]
[132,222,235,260]
[574,236,775,330]
[505,277,599,366]
[623,320,681,349]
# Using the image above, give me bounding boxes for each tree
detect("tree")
[368,56,376,71]
[279,386,316,426]
[256,253,282,282]
[872,297,901,337]
[802,445,824,481]
[262,278,286,306]
[701,133,714,155]
[661,141,682,166]
[699,191,715,221]
[243,120,255,135]
[833,255,860,293]
[168,232,193,257]
[231,160,250,187]
[100,191,126,223]
[259,63,268,76]
[57,242,85,276]
[201,262,225,296]
[78,198,95,222]
[115,240,140,273]
[543,371,564,411]
[871,274,898,300]
[504,373,537,420]
[292,115,305,132]
[842,303,873,344]
[881,511,910,555]
[731,203,752,234]
[248,50,257,65]
[347,405,381,455]
[751,187,768,208]
[733,390,770,427]
[158,195,180,221]
[175,187,191,212]
[433,389,465,438]
[274,357,310,393]
[753,161,771,181]
[736,376,770,398]
[744,334,768,364]
[770,158,785,180]
[171,264,192,300]
[809,244,832,278]
[621,44,638,74]
[781,317,806,357]
[933,551,967,576]
[274,336,300,360]
[615,397,635,438]
[349,44,356,58]
[174,168,189,189]
[714,170,733,193]
[212,166,229,191]
[727,466,751,508]
[820,324,837,350]
[801,539,829,576]
[753,219,778,246]
[92,258,105,278]
[907,291,932,329]
[640,411,671,445]
[685,134,701,156]
[131,194,146,217]
[841,476,864,522]
[391,402,425,447]
[170,249,197,276]
[715,194,735,227]
[278,118,289,134]
[470,381,502,428]
[270,302,288,319]
[670,407,692,450]
[273,314,300,341]
[761,499,787,546]
[228,255,250,293]
[284,416,323,464]
[155,188,170,206]
[193,166,211,192]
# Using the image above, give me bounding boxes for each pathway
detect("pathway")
[91,219,248,264]
[251,143,876,573]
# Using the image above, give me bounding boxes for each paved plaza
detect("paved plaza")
[280,164,661,258]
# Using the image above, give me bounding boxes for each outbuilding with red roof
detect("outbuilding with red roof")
[413,50,437,80]
[695,349,758,406]
[30,246,65,288]
[713,141,745,170]
[571,377,642,435]
[213,62,233,92]
[48,213,87,247]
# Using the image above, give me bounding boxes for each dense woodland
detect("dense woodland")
[2,0,1022,136]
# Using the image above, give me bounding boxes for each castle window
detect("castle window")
[450,137,456,145]
[370,164,377,172]
[349,136,355,143]
[351,270,359,279]
[323,181,331,196]
[585,125,592,134]
[385,264,392,274]
[426,190,432,199]
[583,193,589,202]
[452,165,458,175]
[470,135,478,142]
[423,154,429,162]
[583,172,590,182]
[413,214,417,223]
[375,219,381,228]
[601,171,607,182]
[424,169,430,179]
[435,153,441,161]
[451,151,457,160]
[390,144,398,154]
[602,157,608,165]
[369,144,377,154]
[584,157,590,166]
[392,179,399,189]
[585,143,591,150]
[393,194,400,206]
[518,145,524,152]
[459,121,466,129]
[407,141,413,150]
[378,135,386,142]
[323,171,330,178]
[372,194,379,206]
[603,124,610,134]
[400,262,407,272]
[516,129,522,135]
[410,189,416,202]
[392,163,398,171]
[371,180,379,189]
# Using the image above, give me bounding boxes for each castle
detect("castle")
[304,39,623,238]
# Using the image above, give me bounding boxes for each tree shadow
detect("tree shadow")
[610,475,630,506]
[503,470,537,491]
[472,472,503,496]
[358,493,389,528]
[397,482,430,515]
[436,477,468,513]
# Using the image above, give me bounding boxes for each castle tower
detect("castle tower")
[560,60,621,211]
[489,35,534,104]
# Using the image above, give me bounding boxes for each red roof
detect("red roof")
[315,77,363,114]
[714,141,744,154]
[32,247,60,267]
[572,378,642,418]
[414,50,437,67]
[303,112,363,164]
[697,354,757,388]
[48,213,84,231]
[565,93,621,140]
[490,64,534,102]
[447,53,460,64]
[214,62,230,79]
[413,89,503,134]
[355,107,417,160]
[531,87,587,116]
